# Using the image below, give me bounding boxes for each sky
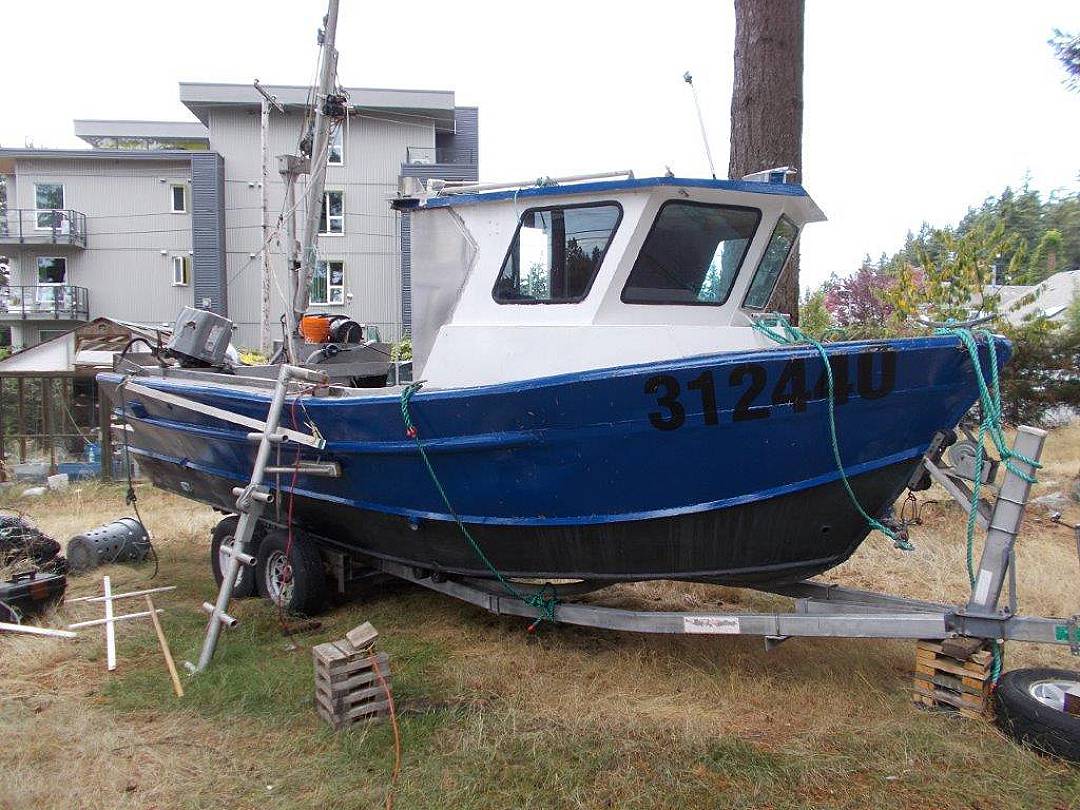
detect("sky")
[2,1,1078,290]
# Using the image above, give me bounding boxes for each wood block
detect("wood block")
[914,650,990,681]
[1065,686,1080,717]
[345,622,379,651]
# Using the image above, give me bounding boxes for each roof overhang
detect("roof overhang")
[179,82,457,132]
[74,119,208,146]
[0,148,204,164]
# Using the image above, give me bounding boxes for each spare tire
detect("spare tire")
[994,667,1080,762]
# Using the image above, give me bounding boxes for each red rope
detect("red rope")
[371,653,401,810]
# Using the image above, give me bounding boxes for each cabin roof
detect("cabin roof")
[397,175,812,211]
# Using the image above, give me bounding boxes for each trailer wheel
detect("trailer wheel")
[210,516,262,598]
[994,667,1080,762]
[256,529,326,615]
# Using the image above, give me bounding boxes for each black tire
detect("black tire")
[994,667,1080,763]
[210,516,262,598]
[255,528,326,615]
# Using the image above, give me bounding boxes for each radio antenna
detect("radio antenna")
[683,71,717,179]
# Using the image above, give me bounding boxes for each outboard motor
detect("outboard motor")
[166,307,234,369]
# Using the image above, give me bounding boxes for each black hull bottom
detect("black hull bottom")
[138,455,919,585]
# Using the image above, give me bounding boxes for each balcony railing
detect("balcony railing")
[405,146,478,166]
[0,209,88,247]
[0,285,90,321]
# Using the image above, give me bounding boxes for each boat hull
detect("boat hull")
[98,335,1005,584]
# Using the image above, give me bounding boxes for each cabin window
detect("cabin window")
[621,201,760,305]
[311,260,345,304]
[743,216,799,310]
[319,191,345,234]
[493,202,622,304]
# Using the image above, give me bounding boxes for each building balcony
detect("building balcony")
[0,209,88,248]
[0,285,90,322]
[401,147,479,183]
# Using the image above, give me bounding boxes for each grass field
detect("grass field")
[1,426,1079,809]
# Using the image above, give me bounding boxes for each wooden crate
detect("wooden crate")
[912,639,993,720]
[313,640,392,730]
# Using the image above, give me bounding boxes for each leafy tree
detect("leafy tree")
[1050,29,1080,92]
[797,285,832,339]
[823,265,896,335]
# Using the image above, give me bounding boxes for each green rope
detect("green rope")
[932,324,1043,685]
[752,316,914,551]
[400,382,557,630]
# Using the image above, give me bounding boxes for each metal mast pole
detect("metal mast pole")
[254,81,283,356]
[294,0,341,331]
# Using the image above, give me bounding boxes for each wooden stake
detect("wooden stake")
[103,575,116,671]
[145,595,183,698]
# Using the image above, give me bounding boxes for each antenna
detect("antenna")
[683,71,717,180]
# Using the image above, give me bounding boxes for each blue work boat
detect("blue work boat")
[98,172,1005,586]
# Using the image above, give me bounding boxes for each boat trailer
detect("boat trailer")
[365,426,1077,653]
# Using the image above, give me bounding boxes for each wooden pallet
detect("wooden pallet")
[313,638,392,730]
[912,639,993,720]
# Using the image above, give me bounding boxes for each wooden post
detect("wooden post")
[146,595,184,697]
[42,377,56,476]
[17,377,26,463]
[97,380,112,481]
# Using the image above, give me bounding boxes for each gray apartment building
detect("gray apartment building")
[0,83,478,349]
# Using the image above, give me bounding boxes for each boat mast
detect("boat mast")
[291,0,341,361]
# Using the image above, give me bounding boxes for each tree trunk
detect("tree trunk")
[729,0,804,321]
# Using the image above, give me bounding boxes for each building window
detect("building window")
[34,183,65,229]
[319,191,344,235]
[743,216,799,310]
[621,201,760,306]
[328,126,344,165]
[172,255,190,286]
[37,256,67,284]
[170,184,187,213]
[38,329,69,343]
[310,260,344,304]
[493,202,622,304]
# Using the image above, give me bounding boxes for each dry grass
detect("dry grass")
[1,426,1078,809]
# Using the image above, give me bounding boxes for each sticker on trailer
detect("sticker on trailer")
[973,568,993,604]
[683,616,741,634]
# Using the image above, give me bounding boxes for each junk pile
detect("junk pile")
[0,513,67,574]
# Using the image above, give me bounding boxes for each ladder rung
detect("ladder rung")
[202,602,238,627]
[247,431,287,443]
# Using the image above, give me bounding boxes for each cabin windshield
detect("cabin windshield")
[493,202,622,304]
[743,216,798,310]
[621,201,760,305]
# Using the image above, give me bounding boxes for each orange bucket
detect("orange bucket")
[299,315,332,343]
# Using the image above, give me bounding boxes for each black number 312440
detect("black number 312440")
[644,351,896,431]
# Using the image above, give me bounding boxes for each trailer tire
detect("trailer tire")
[210,516,261,598]
[994,667,1080,763]
[256,529,326,615]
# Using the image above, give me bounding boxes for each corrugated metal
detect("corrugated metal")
[190,152,228,316]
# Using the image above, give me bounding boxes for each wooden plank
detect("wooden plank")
[316,684,387,713]
[66,585,177,604]
[345,622,378,650]
[917,640,992,666]
[317,666,389,693]
[0,621,77,639]
[312,641,350,666]
[317,677,391,704]
[912,685,985,712]
[315,651,389,678]
[914,664,987,695]
[914,650,989,680]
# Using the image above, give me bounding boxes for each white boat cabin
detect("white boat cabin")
[395,173,825,389]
